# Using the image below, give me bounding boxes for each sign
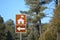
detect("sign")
[16,14,26,33]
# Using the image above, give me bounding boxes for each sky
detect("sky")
[0,0,55,23]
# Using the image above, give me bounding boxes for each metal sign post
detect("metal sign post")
[20,33,22,40]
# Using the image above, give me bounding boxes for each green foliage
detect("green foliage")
[39,27,57,40]
[22,0,51,40]
[39,5,60,40]
[21,25,39,40]
[42,24,48,33]
[5,19,20,40]
[0,16,7,40]
[0,17,20,40]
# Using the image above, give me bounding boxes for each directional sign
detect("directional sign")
[16,14,26,33]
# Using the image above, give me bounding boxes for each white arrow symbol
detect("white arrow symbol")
[17,27,25,31]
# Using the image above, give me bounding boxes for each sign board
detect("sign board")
[16,14,26,33]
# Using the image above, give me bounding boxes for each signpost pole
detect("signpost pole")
[20,32,22,40]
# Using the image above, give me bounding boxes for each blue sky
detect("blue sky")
[0,0,55,23]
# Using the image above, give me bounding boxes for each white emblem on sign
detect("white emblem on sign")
[18,15,24,24]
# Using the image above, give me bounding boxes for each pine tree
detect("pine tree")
[25,0,47,36]
[5,19,15,40]
[25,0,53,35]
[39,4,60,40]
[5,19,20,40]
[0,16,7,40]
[20,0,53,40]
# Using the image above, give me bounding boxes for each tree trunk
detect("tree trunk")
[36,11,42,35]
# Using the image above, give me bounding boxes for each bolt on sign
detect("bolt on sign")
[16,14,27,33]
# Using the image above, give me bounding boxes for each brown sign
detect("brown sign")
[16,14,26,33]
